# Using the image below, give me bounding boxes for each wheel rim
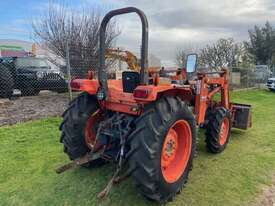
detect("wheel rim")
[161,120,192,183]
[85,109,100,149]
[219,118,230,145]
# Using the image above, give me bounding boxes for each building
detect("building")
[0,45,29,57]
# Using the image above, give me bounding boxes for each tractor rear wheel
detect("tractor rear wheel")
[205,107,232,153]
[127,96,196,203]
[59,92,104,167]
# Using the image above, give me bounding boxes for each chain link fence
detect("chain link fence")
[0,45,273,126]
[0,54,70,126]
[229,67,270,90]
[65,45,128,100]
[65,44,97,101]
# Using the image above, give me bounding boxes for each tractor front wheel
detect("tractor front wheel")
[205,107,232,153]
[127,97,196,203]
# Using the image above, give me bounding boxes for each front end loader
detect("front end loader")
[57,7,252,203]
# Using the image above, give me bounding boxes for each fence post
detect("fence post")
[65,41,73,102]
[246,69,250,88]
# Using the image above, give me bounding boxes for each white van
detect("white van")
[267,77,275,91]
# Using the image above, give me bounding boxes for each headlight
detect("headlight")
[36,71,44,79]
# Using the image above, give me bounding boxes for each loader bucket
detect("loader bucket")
[231,103,252,130]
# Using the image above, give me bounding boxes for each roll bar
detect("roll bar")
[98,7,149,98]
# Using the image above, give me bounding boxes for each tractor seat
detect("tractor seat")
[122,71,140,93]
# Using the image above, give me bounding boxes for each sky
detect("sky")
[1,0,275,66]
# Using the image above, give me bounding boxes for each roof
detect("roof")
[0,39,32,51]
[0,45,24,51]
[0,50,28,57]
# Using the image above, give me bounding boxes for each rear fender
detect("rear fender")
[70,79,99,95]
[71,79,193,106]
[134,85,193,104]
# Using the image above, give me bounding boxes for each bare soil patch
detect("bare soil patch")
[0,91,69,126]
[255,176,275,206]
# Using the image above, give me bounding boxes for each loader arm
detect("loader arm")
[195,69,229,125]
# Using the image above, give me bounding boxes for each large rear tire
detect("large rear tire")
[0,64,14,98]
[205,107,232,153]
[127,96,196,203]
[59,92,103,166]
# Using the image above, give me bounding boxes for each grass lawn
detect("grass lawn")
[1,89,275,206]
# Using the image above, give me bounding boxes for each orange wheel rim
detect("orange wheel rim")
[219,118,229,145]
[161,120,192,183]
[85,109,100,149]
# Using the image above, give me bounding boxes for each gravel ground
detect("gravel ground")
[256,186,275,206]
[255,176,275,206]
[0,91,69,126]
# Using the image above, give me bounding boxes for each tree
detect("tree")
[32,2,120,77]
[175,45,199,67]
[245,21,275,65]
[175,49,187,67]
[200,38,243,70]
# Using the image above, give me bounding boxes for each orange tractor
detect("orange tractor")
[58,7,252,203]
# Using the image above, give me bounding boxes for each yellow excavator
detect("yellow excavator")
[106,48,161,78]
[85,48,144,80]
[106,48,140,72]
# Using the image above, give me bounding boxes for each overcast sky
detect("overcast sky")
[1,0,275,66]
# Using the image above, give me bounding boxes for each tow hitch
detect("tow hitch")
[56,113,134,199]
[55,152,102,174]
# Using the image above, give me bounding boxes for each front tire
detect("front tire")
[128,96,196,203]
[205,107,232,153]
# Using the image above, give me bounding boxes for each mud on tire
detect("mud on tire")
[127,96,196,203]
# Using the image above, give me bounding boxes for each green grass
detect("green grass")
[1,89,275,206]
